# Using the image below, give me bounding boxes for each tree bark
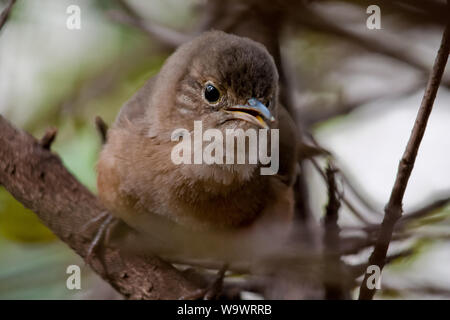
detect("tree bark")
[0,116,199,299]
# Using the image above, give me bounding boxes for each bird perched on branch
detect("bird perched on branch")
[96,31,301,261]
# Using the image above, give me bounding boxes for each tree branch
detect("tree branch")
[0,116,200,299]
[358,6,450,300]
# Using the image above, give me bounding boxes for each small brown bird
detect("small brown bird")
[97,31,299,261]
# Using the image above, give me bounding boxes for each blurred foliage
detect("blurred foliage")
[0,189,55,242]
[0,237,95,299]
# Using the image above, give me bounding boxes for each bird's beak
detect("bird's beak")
[223,98,275,129]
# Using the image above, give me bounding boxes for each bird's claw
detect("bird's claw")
[81,212,117,266]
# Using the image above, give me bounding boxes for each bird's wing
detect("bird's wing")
[114,77,157,129]
[277,105,299,186]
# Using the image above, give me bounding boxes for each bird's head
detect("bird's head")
[147,30,279,135]
[143,31,280,184]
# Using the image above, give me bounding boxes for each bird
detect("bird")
[95,30,300,262]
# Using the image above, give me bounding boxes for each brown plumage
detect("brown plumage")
[97,31,299,260]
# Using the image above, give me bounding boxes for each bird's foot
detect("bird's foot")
[179,264,228,300]
[81,212,118,266]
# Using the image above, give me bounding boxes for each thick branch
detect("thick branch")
[358,8,450,300]
[0,116,199,299]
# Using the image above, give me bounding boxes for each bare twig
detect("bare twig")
[379,284,450,299]
[350,249,414,279]
[95,116,109,145]
[108,0,191,49]
[292,3,450,88]
[323,164,349,299]
[360,195,450,235]
[303,80,425,126]
[0,0,16,31]
[39,128,57,150]
[179,264,228,300]
[305,132,381,218]
[401,196,450,224]
[310,157,373,225]
[358,9,450,300]
[337,169,380,216]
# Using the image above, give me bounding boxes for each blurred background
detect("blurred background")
[0,0,449,299]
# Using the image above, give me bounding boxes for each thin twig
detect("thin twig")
[323,164,349,299]
[359,195,450,235]
[303,80,425,126]
[337,169,380,216]
[95,116,108,145]
[310,157,372,225]
[400,196,450,224]
[108,0,191,49]
[350,249,414,279]
[358,8,450,300]
[293,4,450,88]
[39,128,57,150]
[306,132,381,218]
[0,0,16,31]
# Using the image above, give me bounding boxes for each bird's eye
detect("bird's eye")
[204,84,221,104]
